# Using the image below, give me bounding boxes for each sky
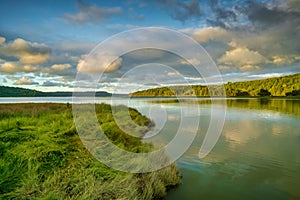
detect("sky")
[0,0,299,93]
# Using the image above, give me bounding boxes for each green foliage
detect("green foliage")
[257,89,271,96]
[286,89,300,96]
[0,86,41,97]
[236,90,250,96]
[131,73,300,97]
[0,103,180,199]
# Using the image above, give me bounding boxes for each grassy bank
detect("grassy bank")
[0,103,180,199]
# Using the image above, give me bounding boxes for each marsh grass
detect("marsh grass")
[0,103,180,199]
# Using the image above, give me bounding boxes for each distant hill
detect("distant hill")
[0,86,112,97]
[131,73,300,97]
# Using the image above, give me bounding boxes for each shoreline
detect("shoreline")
[0,103,180,199]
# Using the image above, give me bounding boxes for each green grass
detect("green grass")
[0,103,180,199]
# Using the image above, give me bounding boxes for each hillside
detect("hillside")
[0,86,112,97]
[131,73,300,97]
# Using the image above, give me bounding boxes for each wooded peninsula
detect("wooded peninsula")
[131,73,300,97]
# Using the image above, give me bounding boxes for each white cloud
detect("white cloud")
[248,72,293,79]
[51,63,72,70]
[0,36,5,45]
[14,77,37,85]
[77,54,122,74]
[167,71,180,76]
[0,62,18,73]
[42,80,64,87]
[63,1,122,24]
[218,65,232,71]
[65,12,87,23]
[180,57,201,65]
[0,62,39,73]
[240,65,260,72]
[19,54,49,64]
[191,26,232,43]
[0,38,50,64]
[218,47,268,70]
[23,65,39,72]
[272,55,294,65]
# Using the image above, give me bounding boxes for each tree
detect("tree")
[286,89,300,96]
[236,90,250,96]
[258,89,271,96]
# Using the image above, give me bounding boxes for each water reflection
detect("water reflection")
[146,98,300,117]
[165,99,300,200]
[226,98,300,117]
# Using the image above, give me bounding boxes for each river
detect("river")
[1,97,299,199]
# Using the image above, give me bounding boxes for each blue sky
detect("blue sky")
[0,0,299,93]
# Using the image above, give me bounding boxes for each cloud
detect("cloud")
[242,0,300,27]
[287,0,300,12]
[43,68,76,79]
[207,0,238,28]
[189,26,232,43]
[180,58,200,65]
[218,46,268,70]
[155,0,201,22]
[0,62,40,73]
[0,38,51,64]
[240,64,260,72]
[14,77,38,85]
[42,81,64,87]
[51,63,72,70]
[77,54,122,74]
[23,65,39,72]
[63,0,122,24]
[0,62,19,73]
[0,36,5,45]
[272,55,293,65]
[218,65,232,71]
[248,72,294,79]
[205,0,300,32]
[193,0,299,72]
[20,54,48,64]
[167,71,180,76]
[54,41,95,53]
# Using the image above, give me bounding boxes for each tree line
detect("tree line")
[131,73,300,97]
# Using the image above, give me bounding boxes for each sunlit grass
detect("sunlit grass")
[0,103,180,199]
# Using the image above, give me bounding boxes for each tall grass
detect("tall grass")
[0,103,180,199]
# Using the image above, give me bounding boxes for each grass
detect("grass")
[0,103,180,199]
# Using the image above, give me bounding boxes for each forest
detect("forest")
[0,86,112,97]
[131,73,300,97]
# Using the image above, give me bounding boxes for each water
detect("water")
[1,97,299,199]
[126,98,300,199]
[162,99,300,200]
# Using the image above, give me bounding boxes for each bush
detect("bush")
[258,89,271,96]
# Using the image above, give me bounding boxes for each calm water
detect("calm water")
[0,97,299,199]
[159,99,300,200]
[126,98,300,200]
